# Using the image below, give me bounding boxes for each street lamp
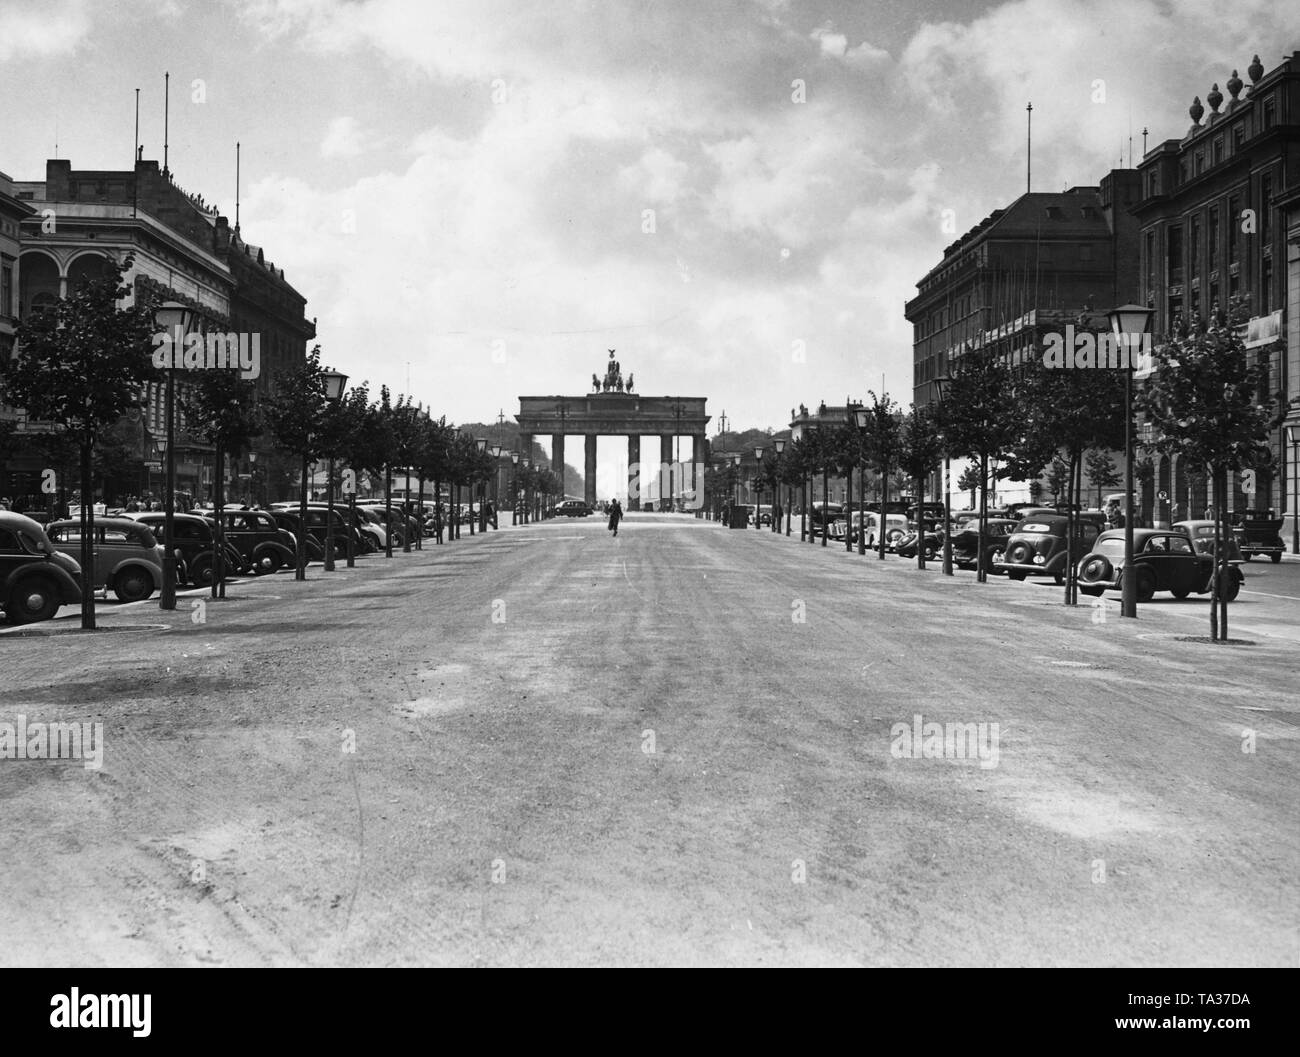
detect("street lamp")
[320,368,348,572]
[933,375,953,576]
[153,300,195,611]
[854,406,870,556]
[1108,304,1154,619]
[753,446,765,530]
[490,444,503,529]
[774,437,787,534]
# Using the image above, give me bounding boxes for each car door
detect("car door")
[0,525,27,587]
[1141,534,1174,590]
[1164,533,1200,594]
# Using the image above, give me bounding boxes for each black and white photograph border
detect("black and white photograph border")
[0,0,1297,981]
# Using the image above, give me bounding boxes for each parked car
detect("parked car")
[46,517,164,602]
[895,526,945,560]
[0,511,83,623]
[218,509,297,575]
[1077,528,1243,602]
[268,510,325,563]
[808,502,844,537]
[125,512,247,586]
[995,515,1104,584]
[1230,512,1285,563]
[1174,520,1244,563]
[950,517,1019,572]
[555,499,593,517]
[853,511,910,550]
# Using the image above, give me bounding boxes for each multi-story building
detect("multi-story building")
[4,156,314,506]
[1132,50,1299,525]
[905,170,1142,504]
[0,170,34,364]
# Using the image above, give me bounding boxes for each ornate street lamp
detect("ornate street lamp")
[753,446,765,530]
[510,450,520,525]
[933,375,954,576]
[320,368,348,572]
[773,437,787,534]
[854,406,870,556]
[1108,304,1154,618]
[476,436,488,531]
[153,300,195,611]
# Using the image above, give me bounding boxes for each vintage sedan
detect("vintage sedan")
[218,509,298,575]
[554,499,593,517]
[125,512,247,586]
[1077,528,1243,602]
[46,518,165,602]
[853,511,910,550]
[950,517,1019,572]
[1174,520,1244,563]
[0,511,83,623]
[996,515,1103,584]
[895,526,944,561]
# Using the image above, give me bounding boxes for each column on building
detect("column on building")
[660,434,674,511]
[552,434,565,497]
[627,434,641,510]
[584,434,598,507]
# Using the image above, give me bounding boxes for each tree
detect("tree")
[183,368,261,594]
[319,382,372,561]
[1084,449,1122,508]
[859,393,901,560]
[1137,306,1274,640]
[957,462,981,508]
[264,345,328,579]
[1045,457,1070,505]
[939,347,1023,582]
[899,404,943,568]
[0,254,158,628]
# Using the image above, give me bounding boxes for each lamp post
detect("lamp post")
[933,375,954,576]
[853,406,870,556]
[753,446,765,530]
[476,437,488,531]
[490,444,503,529]
[774,437,787,534]
[510,451,520,525]
[153,300,195,611]
[1288,425,1299,555]
[320,368,348,572]
[1108,304,1154,619]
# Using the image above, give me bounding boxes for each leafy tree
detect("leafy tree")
[1137,306,1274,640]
[1084,449,1122,508]
[0,254,157,628]
[859,392,901,559]
[1045,457,1070,505]
[957,461,982,508]
[899,404,943,567]
[264,345,328,578]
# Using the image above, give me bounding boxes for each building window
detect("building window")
[1228,195,1241,261]
[1261,256,1272,314]
[1190,215,1200,276]
[1262,96,1276,129]
[1194,151,1205,176]
[1213,138,1224,166]
[1233,124,1244,151]
[1209,281,1219,315]
[1168,223,1183,284]
[1208,205,1219,266]
[0,263,11,319]
[1145,231,1155,296]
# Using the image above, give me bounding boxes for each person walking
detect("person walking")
[487,499,498,530]
[607,497,623,538]
[432,503,444,544]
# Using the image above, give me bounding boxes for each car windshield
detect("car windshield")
[1097,538,1126,554]
[1021,522,1052,533]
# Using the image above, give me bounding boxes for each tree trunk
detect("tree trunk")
[296,452,308,580]
[821,467,828,547]
[916,470,926,570]
[878,460,888,561]
[212,441,224,600]
[79,442,95,630]
[976,453,987,583]
[844,463,853,552]
[416,473,424,550]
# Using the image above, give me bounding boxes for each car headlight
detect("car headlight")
[1033,555,1045,564]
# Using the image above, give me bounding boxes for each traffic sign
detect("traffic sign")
[1157,489,1168,501]
[1242,469,1256,494]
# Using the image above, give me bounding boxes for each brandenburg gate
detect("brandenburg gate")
[516,351,709,510]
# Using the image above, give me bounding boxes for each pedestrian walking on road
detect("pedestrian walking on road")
[607,498,623,537]
[433,504,444,544]
[487,499,498,530]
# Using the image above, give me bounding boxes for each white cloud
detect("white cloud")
[0,0,91,62]
[320,115,383,158]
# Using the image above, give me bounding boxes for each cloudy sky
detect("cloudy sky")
[2,0,1297,451]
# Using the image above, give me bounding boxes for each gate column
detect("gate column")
[691,435,707,510]
[552,434,565,496]
[627,434,641,510]
[660,434,675,511]
[584,434,598,507]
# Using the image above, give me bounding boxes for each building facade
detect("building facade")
[1132,50,1299,525]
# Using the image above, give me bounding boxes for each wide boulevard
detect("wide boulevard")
[1,514,1296,966]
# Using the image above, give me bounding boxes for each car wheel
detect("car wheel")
[1079,555,1112,584]
[1008,570,1026,581]
[189,554,214,586]
[1270,553,1281,564]
[1217,570,1241,603]
[113,566,154,603]
[1171,586,1191,600]
[7,577,60,624]
[1080,585,1104,597]
[1134,567,1156,603]
[1053,570,1065,586]
[254,550,282,576]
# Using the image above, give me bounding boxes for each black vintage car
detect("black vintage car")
[950,517,1019,572]
[1230,512,1285,563]
[996,515,1104,584]
[126,512,248,586]
[218,509,297,575]
[1077,528,1244,602]
[0,511,83,623]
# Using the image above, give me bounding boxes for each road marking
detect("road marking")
[1239,590,1300,602]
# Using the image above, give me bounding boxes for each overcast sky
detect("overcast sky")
[3,0,1297,447]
